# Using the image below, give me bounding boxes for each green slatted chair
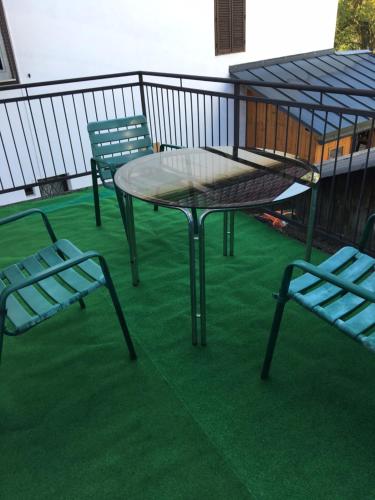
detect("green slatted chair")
[261,213,375,379]
[0,209,136,363]
[88,115,177,226]
[88,115,154,227]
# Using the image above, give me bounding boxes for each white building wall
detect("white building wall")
[0,0,339,206]
[4,0,338,83]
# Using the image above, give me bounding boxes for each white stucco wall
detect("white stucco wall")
[3,0,339,83]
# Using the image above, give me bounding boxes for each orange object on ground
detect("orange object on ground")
[258,212,287,230]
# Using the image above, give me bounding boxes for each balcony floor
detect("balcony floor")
[1,188,374,499]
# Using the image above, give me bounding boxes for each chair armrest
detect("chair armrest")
[278,259,375,304]
[160,144,183,152]
[0,209,57,243]
[359,213,375,251]
[0,250,101,311]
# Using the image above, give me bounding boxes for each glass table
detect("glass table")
[114,146,319,345]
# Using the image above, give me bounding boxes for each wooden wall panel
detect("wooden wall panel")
[314,136,352,163]
[293,168,375,251]
[246,90,319,162]
[245,90,353,165]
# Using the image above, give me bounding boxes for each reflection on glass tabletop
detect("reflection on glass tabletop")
[114,146,319,209]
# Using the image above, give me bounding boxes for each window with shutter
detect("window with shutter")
[215,0,245,56]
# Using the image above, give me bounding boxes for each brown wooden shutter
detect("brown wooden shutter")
[215,0,245,56]
[231,0,245,53]
[215,0,232,55]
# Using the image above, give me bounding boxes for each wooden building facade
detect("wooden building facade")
[245,88,358,163]
[230,49,375,164]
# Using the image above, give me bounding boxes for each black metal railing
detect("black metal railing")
[0,70,374,251]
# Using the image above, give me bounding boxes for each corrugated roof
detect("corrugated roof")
[229,49,375,142]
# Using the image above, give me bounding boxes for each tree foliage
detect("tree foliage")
[335,0,375,51]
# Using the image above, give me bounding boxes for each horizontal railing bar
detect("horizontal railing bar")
[143,82,233,99]
[140,71,375,98]
[0,81,139,105]
[1,69,375,99]
[0,71,141,91]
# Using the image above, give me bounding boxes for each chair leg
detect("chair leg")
[124,195,140,287]
[115,187,129,242]
[261,298,287,379]
[99,257,137,360]
[79,298,86,309]
[91,159,101,227]
[154,205,159,211]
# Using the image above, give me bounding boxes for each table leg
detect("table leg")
[223,212,228,256]
[185,209,198,345]
[124,194,139,286]
[305,184,318,262]
[181,208,236,346]
[179,208,198,345]
[229,211,235,256]
[223,211,235,256]
[192,208,199,236]
[199,212,209,346]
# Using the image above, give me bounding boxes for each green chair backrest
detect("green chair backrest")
[87,115,154,183]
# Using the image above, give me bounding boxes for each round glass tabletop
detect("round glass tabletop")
[114,146,319,210]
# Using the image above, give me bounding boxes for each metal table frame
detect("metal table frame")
[116,180,318,346]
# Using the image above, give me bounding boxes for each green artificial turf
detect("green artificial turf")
[1,189,374,499]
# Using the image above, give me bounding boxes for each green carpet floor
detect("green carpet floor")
[1,189,374,499]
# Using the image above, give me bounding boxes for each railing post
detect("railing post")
[25,87,47,179]
[138,72,147,118]
[233,82,240,151]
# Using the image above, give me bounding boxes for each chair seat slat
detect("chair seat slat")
[56,240,104,282]
[0,278,36,330]
[315,272,375,322]
[38,246,93,293]
[22,255,72,304]
[337,304,375,338]
[289,246,358,294]
[293,253,374,308]
[3,264,53,315]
